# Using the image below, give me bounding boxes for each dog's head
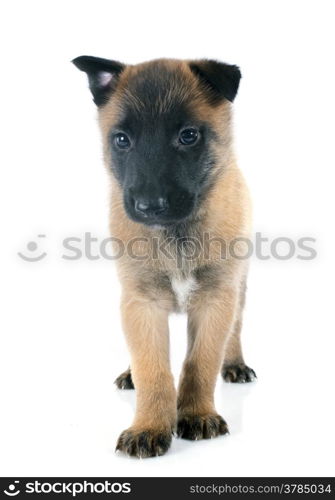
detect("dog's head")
[73,56,241,227]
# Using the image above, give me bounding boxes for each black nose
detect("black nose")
[134,197,168,217]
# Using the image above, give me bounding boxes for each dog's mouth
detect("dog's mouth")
[125,209,193,228]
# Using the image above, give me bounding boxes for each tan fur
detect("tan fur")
[97,59,252,454]
[120,291,176,431]
[223,277,247,366]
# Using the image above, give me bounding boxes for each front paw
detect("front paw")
[222,363,257,383]
[116,427,172,458]
[177,414,229,440]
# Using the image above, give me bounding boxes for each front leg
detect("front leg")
[116,293,176,458]
[177,286,239,440]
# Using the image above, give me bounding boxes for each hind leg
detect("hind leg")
[115,367,134,390]
[221,278,256,383]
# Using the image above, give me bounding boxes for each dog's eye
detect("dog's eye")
[179,128,199,145]
[115,133,131,149]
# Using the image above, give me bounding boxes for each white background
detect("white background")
[1,0,335,477]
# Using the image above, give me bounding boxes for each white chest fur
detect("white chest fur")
[171,276,197,311]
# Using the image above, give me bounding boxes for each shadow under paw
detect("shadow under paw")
[116,428,172,458]
[114,369,134,390]
[222,363,257,383]
[177,414,229,440]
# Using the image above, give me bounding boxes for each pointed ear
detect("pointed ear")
[72,55,126,106]
[189,59,241,104]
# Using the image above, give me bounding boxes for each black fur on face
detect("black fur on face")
[111,113,217,225]
[73,57,241,227]
[109,63,224,227]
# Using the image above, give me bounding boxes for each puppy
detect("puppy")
[73,56,256,458]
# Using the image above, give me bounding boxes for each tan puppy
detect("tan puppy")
[73,56,256,458]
